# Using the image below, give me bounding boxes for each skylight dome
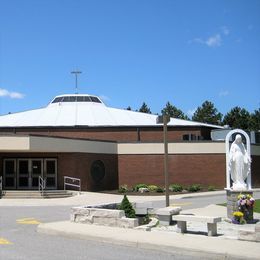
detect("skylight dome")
[50,94,103,104]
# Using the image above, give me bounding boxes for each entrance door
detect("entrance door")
[31,159,43,188]
[17,159,43,189]
[3,159,16,189]
[44,159,57,189]
[3,158,57,190]
[17,159,30,189]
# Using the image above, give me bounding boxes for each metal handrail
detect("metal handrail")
[38,176,46,195]
[64,176,81,192]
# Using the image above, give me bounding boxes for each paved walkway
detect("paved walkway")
[0,190,226,207]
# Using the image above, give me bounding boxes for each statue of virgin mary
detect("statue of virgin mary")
[228,134,251,190]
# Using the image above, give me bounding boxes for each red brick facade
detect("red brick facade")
[0,126,211,142]
[118,154,226,188]
[118,154,260,189]
[0,152,118,191]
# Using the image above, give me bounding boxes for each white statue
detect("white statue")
[228,134,251,190]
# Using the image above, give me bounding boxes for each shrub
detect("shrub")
[118,184,128,193]
[156,187,164,193]
[208,185,216,191]
[169,184,183,192]
[133,184,148,192]
[187,184,201,192]
[148,185,158,192]
[119,195,136,218]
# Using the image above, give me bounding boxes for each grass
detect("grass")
[254,199,260,213]
[218,199,260,213]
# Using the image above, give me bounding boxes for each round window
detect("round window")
[90,160,105,182]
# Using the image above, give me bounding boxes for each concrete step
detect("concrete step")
[1,190,74,199]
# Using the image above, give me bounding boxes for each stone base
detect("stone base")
[156,206,181,226]
[226,189,254,221]
[71,206,138,228]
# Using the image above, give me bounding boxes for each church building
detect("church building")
[0,94,259,191]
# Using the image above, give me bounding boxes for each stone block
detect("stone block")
[255,222,260,232]
[207,223,217,236]
[117,217,138,228]
[73,214,93,224]
[176,221,187,233]
[156,206,181,226]
[238,230,256,242]
[93,216,117,226]
[139,188,149,193]
[156,206,181,215]
[71,207,125,219]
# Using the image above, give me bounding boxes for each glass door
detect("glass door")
[3,159,16,189]
[31,159,43,188]
[44,159,57,189]
[17,159,30,189]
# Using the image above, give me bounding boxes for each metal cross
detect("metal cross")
[71,71,82,94]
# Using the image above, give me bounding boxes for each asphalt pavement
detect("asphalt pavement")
[1,190,260,260]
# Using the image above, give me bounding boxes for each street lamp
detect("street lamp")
[156,115,170,207]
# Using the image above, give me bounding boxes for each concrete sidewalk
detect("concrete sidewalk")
[37,219,260,260]
[0,190,227,207]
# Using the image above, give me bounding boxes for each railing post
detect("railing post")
[64,176,81,193]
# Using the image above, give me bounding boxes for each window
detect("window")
[63,96,76,102]
[90,96,101,103]
[51,95,101,103]
[52,97,63,103]
[90,160,105,183]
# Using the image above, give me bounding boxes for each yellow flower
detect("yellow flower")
[237,194,243,199]
[233,211,244,218]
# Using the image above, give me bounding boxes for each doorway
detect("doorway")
[3,158,57,190]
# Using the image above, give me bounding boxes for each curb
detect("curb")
[37,222,260,260]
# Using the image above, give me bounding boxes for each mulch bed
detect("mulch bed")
[98,188,213,196]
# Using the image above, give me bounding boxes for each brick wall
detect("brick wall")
[0,152,118,191]
[118,154,260,189]
[252,155,260,187]
[118,154,226,188]
[0,126,210,142]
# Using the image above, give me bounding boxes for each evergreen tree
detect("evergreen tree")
[161,101,189,120]
[250,108,260,131]
[192,100,222,125]
[119,195,136,218]
[126,106,132,111]
[138,102,151,114]
[222,106,251,130]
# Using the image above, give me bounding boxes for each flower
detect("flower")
[232,211,246,224]
[233,193,255,224]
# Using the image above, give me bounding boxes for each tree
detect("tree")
[126,106,132,111]
[250,108,260,131]
[222,106,251,130]
[138,102,151,114]
[161,101,189,120]
[192,100,222,125]
[119,195,136,218]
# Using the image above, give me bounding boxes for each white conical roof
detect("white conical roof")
[0,94,223,128]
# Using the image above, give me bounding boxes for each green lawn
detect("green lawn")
[254,199,260,213]
[218,199,260,213]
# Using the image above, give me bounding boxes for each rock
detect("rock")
[139,188,149,193]
[156,206,182,226]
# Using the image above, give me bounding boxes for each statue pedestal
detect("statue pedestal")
[226,189,254,222]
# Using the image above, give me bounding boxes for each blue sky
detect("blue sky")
[0,0,259,117]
